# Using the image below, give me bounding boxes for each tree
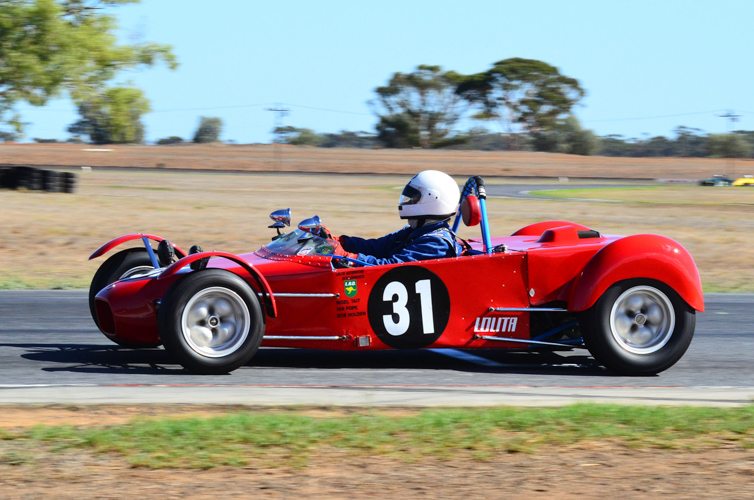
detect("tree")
[459,58,585,143]
[319,130,377,149]
[372,65,467,148]
[67,87,149,143]
[525,116,597,155]
[0,0,176,137]
[156,136,184,145]
[673,126,708,157]
[273,126,323,146]
[193,116,223,143]
[559,116,597,155]
[707,133,751,158]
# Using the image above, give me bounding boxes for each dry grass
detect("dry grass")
[3,142,754,179]
[0,166,749,291]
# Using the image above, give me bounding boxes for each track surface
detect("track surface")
[0,291,751,406]
[484,183,651,199]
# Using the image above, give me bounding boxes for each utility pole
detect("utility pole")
[718,110,740,178]
[266,104,289,170]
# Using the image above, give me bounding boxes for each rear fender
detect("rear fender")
[158,251,278,318]
[89,233,186,260]
[568,234,704,312]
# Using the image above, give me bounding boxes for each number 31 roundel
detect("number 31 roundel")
[367,266,451,348]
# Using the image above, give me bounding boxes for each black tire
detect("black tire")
[25,167,43,191]
[158,269,264,374]
[62,172,76,193]
[42,170,62,192]
[581,279,695,375]
[4,167,20,189]
[89,248,160,347]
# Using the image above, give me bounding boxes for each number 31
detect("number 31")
[382,279,434,336]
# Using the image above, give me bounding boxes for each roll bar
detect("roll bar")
[452,176,493,254]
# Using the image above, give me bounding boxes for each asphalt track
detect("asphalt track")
[0,291,752,406]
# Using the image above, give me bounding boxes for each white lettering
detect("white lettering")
[473,316,518,333]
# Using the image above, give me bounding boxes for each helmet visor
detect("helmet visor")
[399,185,422,205]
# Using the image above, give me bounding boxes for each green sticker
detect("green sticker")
[344,279,358,297]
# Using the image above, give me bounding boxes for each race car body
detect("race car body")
[89,177,703,375]
[733,176,754,187]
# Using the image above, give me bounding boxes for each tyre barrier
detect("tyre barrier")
[0,166,76,193]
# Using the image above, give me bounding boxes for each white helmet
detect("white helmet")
[398,170,460,220]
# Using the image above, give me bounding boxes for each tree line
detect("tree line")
[275,124,754,158]
[2,1,752,158]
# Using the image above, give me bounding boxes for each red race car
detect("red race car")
[89,176,703,375]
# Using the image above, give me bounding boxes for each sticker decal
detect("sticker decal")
[473,316,518,333]
[367,266,450,348]
[344,279,358,298]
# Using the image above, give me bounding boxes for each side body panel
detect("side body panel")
[260,252,531,350]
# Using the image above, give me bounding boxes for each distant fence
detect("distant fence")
[0,166,76,193]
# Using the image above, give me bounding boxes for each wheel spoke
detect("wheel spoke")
[217,321,236,343]
[646,303,664,325]
[632,326,654,346]
[189,325,213,347]
[187,302,209,326]
[213,298,233,318]
[625,294,644,314]
[614,313,633,336]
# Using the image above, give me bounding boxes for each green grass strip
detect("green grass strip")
[3,404,749,469]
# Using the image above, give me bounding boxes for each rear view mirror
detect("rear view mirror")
[269,208,291,227]
[298,215,322,235]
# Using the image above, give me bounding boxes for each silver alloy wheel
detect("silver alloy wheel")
[119,266,155,280]
[609,285,675,354]
[179,286,250,358]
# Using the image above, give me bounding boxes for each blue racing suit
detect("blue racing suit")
[339,220,460,266]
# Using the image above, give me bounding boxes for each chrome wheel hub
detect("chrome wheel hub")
[609,285,675,355]
[180,287,250,358]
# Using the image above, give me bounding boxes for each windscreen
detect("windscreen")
[262,229,335,257]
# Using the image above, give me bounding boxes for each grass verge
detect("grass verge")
[3,404,753,469]
[528,185,754,206]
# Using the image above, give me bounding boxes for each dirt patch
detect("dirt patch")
[0,405,420,430]
[0,443,751,498]
[2,142,752,179]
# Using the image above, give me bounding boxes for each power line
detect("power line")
[150,102,269,113]
[584,109,728,123]
[284,103,372,116]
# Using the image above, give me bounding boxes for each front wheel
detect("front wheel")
[581,279,695,375]
[158,269,264,374]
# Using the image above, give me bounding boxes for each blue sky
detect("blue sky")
[16,0,754,143]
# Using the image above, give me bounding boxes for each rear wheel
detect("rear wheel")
[582,279,695,375]
[158,269,264,374]
[89,248,159,347]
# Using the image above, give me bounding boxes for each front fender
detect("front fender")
[568,234,704,312]
[89,233,187,260]
[158,251,278,318]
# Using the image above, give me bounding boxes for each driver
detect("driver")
[336,170,461,266]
